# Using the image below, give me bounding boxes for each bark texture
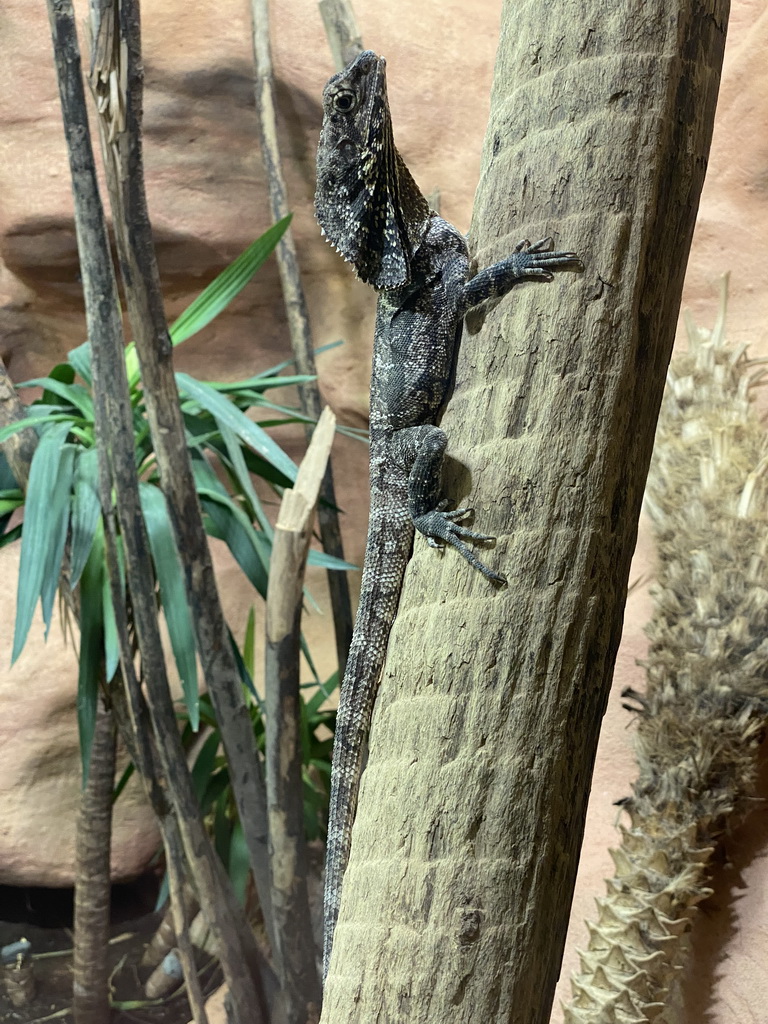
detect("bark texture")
[72,694,115,1024]
[319,2,729,1022]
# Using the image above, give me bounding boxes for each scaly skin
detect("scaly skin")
[316,50,582,979]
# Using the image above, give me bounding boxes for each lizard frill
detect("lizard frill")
[315,50,430,289]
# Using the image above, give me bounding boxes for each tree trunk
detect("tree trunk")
[73,692,116,1024]
[319,2,729,1022]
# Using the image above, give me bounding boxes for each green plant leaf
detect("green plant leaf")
[206,373,317,395]
[67,341,92,385]
[198,488,269,598]
[78,525,106,785]
[177,372,298,483]
[305,671,339,718]
[218,422,272,534]
[0,524,22,548]
[236,446,294,489]
[0,490,24,515]
[69,449,102,588]
[124,216,292,386]
[139,482,200,731]
[12,423,73,662]
[154,872,170,913]
[40,444,77,635]
[201,767,230,813]
[258,339,343,378]
[306,548,357,572]
[169,216,292,346]
[102,554,120,683]
[191,730,221,808]
[229,626,260,704]
[0,413,80,446]
[112,761,134,803]
[19,377,95,421]
[243,606,256,681]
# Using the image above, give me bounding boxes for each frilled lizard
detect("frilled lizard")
[315,50,582,978]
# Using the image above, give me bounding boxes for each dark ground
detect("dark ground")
[0,881,219,1024]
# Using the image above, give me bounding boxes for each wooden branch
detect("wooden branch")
[45,5,269,1021]
[319,1,730,1021]
[72,690,115,1024]
[265,408,336,1021]
[318,0,363,71]
[165,822,209,1024]
[87,0,279,973]
[249,0,353,676]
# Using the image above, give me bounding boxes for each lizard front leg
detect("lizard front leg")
[393,424,507,584]
[462,237,583,310]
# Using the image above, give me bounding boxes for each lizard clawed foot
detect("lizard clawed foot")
[414,508,507,585]
[512,237,584,279]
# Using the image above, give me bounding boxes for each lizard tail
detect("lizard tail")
[323,486,413,980]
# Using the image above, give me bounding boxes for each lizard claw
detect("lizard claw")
[414,508,507,584]
[515,237,584,275]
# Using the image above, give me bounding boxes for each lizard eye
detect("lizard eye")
[333,90,358,113]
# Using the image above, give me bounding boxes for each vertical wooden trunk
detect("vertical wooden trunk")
[320,2,730,1021]
[73,694,115,1024]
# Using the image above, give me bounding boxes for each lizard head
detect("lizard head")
[315,50,431,290]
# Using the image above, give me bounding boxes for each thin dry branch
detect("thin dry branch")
[318,0,363,71]
[249,0,353,676]
[265,409,336,1021]
[87,0,278,974]
[45,4,269,1021]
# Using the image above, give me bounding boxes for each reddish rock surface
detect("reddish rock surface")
[0,1,766,1021]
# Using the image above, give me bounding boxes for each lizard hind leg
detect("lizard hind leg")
[396,424,507,585]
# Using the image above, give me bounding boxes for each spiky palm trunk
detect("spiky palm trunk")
[564,277,768,1023]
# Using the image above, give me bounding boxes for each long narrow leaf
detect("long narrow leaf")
[191,731,222,807]
[18,377,94,420]
[102,553,120,683]
[0,491,24,515]
[199,489,269,598]
[218,422,272,535]
[77,525,105,784]
[229,626,259,703]
[206,373,317,394]
[112,762,135,803]
[40,445,77,634]
[124,216,292,386]
[258,339,343,378]
[139,483,199,730]
[306,548,357,571]
[0,413,80,446]
[12,423,72,662]
[169,216,292,345]
[248,526,355,573]
[243,606,256,680]
[69,449,102,587]
[0,524,22,548]
[176,372,298,483]
[67,341,93,385]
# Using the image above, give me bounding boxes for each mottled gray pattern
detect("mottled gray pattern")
[316,50,582,980]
